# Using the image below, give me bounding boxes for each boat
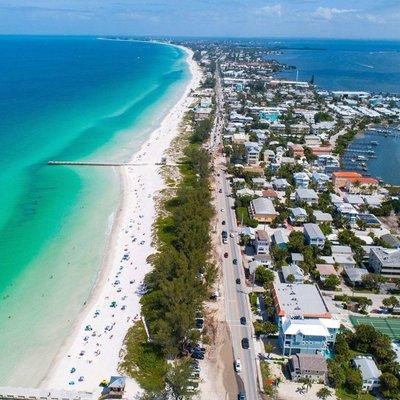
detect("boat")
[370,141,378,146]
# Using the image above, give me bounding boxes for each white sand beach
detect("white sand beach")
[42,46,202,397]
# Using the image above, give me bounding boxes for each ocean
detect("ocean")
[263,38,400,94]
[0,36,190,386]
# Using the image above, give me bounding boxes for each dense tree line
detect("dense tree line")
[140,115,215,358]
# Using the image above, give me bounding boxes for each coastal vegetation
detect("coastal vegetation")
[121,103,215,397]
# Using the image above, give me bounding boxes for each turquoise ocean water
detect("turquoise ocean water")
[0,36,189,386]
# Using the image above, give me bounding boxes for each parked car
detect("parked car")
[241,338,249,349]
[233,258,237,265]
[236,278,241,284]
[222,220,226,225]
[224,252,228,258]
[240,317,246,325]
[238,393,246,400]
[234,358,242,373]
[219,189,222,193]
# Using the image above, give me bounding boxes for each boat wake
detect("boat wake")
[356,62,374,69]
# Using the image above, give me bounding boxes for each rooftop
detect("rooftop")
[291,353,328,373]
[250,197,277,215]
[316,264,337,276]
[304,223,325,240]
[295,188,318,200]
[353,357,381,381]
[272,283,331,318]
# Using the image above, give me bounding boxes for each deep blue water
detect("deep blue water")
[263,38,400,93]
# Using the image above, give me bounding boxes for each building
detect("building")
[304,223,325,248]
[315,264,338,282]
[352,356,381,391]
[304,134,321,147]
[255,230,270,255]
[313,210,333,223]
[293,172,310,189]
[289,207,308,225]
[369,247,400,278]
[336,203,359,226]
[289,143,304,157]
[271,283,339,356]
[289,353,328,383]
[380,234,400,249]
[249,197,278,223]
[332,171,378,191]
[282,264,305,283]
[291,253,304,266]
[343,266,369,286]
[244,141,261,165]
[295,188,318,205]
[194,107,212,121]
[272,229,289,249]
[311,172,330,189]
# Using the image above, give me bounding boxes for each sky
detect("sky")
[0,0,399,39]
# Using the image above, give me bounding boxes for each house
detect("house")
[271,283,339,356]
[369,248,400,278]
[311,172,330,189]
[315,264,338,282]
[304,134,321,147]
[344,194,364,206]
[343,266,369,286]
[336,203,359,226]
[313,210,333,223]
[289,143,304,157]
[289,354,328,383]
[255,230,270,255]
[103,376,126,399]
[264,149,276,164]
[194,107,212,121]
[262,188,279,199]
[252,177,267,188]
[304,223,325,248]
[244,141,261,165]
[295,188,318,205]
[332,171,378,191]
[311,146,332,157]
[333,254,357,269]
[272,229,289,249]
[289,207,308,225]
[352,356,381,391]
[331,245,353,255]
[291,253,304,266]
[273,178,290,191]
[249,198,278,223]
[380,234,400,249]
[282,264,305,283]
[332,171,362,189]
[293,172,310,189]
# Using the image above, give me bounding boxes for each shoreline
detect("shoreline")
[41,44,202,395]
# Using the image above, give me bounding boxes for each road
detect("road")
[210,64,259,400]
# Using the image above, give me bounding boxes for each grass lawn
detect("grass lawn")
[336,387,375,400]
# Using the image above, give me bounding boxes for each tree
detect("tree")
[288,231,305,253]
[323,275,341,291]
[316,387,332,400]
[165,358,199,400]
[254,266,275,287]
[286,274,295,283]
[361,274,385,291]
[382,296,400,310]
[333,333,351,363]
[264,343,274,358]
[301,377,313,393]
[345,368,362,394]
[327,361,346,388]
[380,372,400,399]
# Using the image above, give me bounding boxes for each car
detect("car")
[219,189,222,193]
[236,278,241,284]
[238,393,246,400]
[241,338,249,349]
[222,220,226,225]
[234,358,242,372]
[240,317,246,325]
[233,258,237,265]
[230,232,234,238]
[224,252,228,258]
[220,208,224,212]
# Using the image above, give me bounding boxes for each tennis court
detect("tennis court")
[350,316,400,339]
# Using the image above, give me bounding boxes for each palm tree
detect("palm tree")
[317,387,332,400]
[301,377,313,393]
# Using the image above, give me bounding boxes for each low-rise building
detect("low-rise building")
[272,229,289,249]
[304,223,325,248]
[336,202,359,226]
[293,172,310,189]
[282,264,305,283]
[369,247,400,278]
[289,207,308,225]
[249,197,278,223]
[315,264,338,282]
[343,266,369,286]
[255,230,270,255]
[244,141,261,165]
[289,354,328,383]
[313,210,333,223]
[295,188,318,205]
[311,172,330,189]
[352,356,381,391]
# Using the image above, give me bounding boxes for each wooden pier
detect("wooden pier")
[47,160,178,167]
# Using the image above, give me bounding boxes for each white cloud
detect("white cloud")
[260,4,282,17]
[313,7,356,21]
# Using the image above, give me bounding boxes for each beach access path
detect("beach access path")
[41,45,202,398]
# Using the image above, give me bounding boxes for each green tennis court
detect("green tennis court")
[350,316,400,339]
